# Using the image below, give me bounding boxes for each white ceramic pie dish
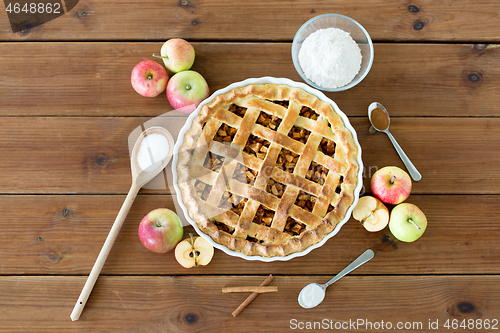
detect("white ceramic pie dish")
[172,77,363,262]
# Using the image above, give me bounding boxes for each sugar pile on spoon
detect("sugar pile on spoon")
[299,283,325,308]
[137,133,170,172]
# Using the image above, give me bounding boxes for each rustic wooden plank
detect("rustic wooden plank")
[0,194,498,275]
[0,117,497,194]
[1,1,500,42]
[0,275,498,332]
[0,43,498,117]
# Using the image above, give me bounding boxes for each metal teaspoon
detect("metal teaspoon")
[368,102,422,181]
[298,249,375,308]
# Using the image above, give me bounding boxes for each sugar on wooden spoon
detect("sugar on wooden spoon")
[70,126,174,321]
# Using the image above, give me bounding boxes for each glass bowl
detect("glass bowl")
[292,13,374,92]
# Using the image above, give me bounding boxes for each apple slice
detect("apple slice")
[175,238,196,268]
[193,236,214,266]
[175,234,214,268]
[353,196,377,220]
[352,196,390,232]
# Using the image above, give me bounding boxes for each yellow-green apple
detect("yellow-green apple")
[160,38,195,73]
[138,208,183,253]
[389,203,427,242]
[352,196,390,232]
[371,166,411,204]
[175,235,214,268]
[166,70,210,114]
[131,60,168,97]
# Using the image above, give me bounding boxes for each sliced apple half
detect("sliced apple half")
[352,196,390,232]
[175,234,214,268]
[174,239,196,268]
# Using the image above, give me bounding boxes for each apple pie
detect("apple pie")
[176,83,360,257]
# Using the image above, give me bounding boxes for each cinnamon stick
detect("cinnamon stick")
[232,274,274,317]
[223,286,277,294]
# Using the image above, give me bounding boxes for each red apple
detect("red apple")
[166,70,210,114]
[138,208,183,253]
[131,60,168,97]
[160,38,195,73]
[371,166,412,205]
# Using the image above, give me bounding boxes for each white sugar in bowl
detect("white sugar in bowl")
[292,14,374,92]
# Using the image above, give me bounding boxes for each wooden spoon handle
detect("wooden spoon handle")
[70,183,140,321]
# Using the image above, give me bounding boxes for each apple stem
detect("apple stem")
[155,222,162,228]
[408,218,421,231]
[390,175,397,184]
[360,211,373,225]
[147,74,153,80]
[189,233,199,267]
[152,53,168,60]
[186,85,191,90]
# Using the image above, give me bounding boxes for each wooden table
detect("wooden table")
[1,1,499,332]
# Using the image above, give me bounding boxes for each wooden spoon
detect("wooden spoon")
[70,126,174,321]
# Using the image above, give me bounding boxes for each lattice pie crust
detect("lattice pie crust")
[177,84,359,257]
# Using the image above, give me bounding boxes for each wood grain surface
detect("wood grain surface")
[0,43,498,117]
[0,275,498,332]
[0,194,498,276]
[0,116,497,194]
[2,0,500,330]
[1,1,500,42]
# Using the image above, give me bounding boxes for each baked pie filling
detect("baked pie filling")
[177,83,359,257]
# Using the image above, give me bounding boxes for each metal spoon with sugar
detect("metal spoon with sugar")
[70,126,174,321]
[298,249,374,308]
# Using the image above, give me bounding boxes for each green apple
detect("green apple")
[160,38,195,73]
[166,70,210,114]
[389,203,427,242]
